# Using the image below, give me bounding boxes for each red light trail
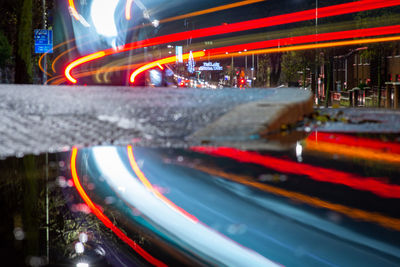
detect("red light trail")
[129,25,400,85]
[206,35,400,61]
[190,146,400,199]
[206,25,400,56]
[65,0,400,84]
[70,148,167,267]
[307,132,400,154]
[305,132,400,164]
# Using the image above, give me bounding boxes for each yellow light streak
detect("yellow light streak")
[125,0,134,20]
[65,51,106,83]
[68,0,80,20]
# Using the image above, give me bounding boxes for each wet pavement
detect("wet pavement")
[1,128,399,266]
[0,85,280,158]
[314,107,400,133]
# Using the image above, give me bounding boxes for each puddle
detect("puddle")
[1,131,400,266]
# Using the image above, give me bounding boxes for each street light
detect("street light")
[75,242,85,254]
[152,20,160,27]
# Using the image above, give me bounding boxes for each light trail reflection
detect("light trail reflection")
[305,132,400,164]
[88,146,278,266]
[190,146,400,198]
[70,147,167,267]
[126,145,199,223]
[70,146,400,266]
[191,164,400,232]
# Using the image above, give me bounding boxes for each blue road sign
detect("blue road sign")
[34,29,53,53]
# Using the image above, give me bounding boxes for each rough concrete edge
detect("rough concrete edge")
[188,88,314,146]
[260,91,314,135]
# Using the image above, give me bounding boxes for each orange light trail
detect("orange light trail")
[70,148,167,267]
[193,165,400,232]
[52,47,75,73]
[65,0,400,84]
[306,141,400,164]
[127,145,199,223]
[125,0,134,20]
[191,146,400,199]
[45,75,66,85]
[38,37,77,76]
[159,0,267,24]
[307,132,400,154]
[305,133,400,165]
[130,51,205,83]
[38,51,53,78]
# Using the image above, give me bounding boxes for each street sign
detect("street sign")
[34,29,53,53]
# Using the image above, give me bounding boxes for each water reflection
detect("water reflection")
[0,132,400,266]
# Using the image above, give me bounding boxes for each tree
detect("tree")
[269,53,282,87]
[0,30,12,82]
[360,42,399,107]
[323,48,335,107]
[0,31,12,66]
[255,54,269,87]
[15,0,33,84]
[255,53,282,87]
[281,51,302,86]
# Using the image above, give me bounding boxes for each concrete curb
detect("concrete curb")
[188,88,314,148]
[0,85,313,157]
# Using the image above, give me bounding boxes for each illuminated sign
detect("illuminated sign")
[34,29,53,53]
[199,62,223,71]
